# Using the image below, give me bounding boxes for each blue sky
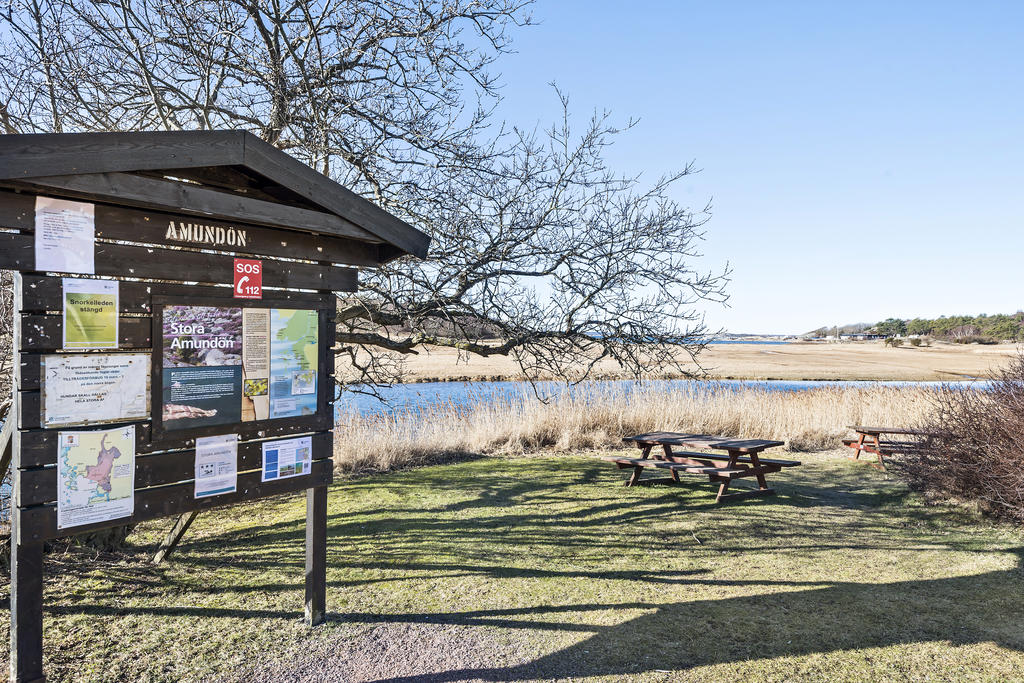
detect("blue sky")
[493,1,1024,334]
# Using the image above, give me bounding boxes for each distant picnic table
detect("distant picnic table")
[843,425,938,470]
[602,432,800,503]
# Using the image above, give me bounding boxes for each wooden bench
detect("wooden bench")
[609,432,800,502]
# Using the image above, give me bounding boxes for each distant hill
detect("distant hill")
[804,323,872,337]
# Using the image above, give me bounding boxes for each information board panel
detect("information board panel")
[150,294,333,446]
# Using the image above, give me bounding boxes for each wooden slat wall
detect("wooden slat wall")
[8,186,343,543]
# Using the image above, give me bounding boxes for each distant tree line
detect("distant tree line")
[874,313,1024,343]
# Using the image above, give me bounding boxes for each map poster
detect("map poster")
[57,425,135,529]
[162,305,242,430]
[261,436,313,482]
[269,309,319,419]
[35,196,95,274]
[194,434,238,498]
[42,353,149,427]
[63,278,118,349]
[241,308,271,422]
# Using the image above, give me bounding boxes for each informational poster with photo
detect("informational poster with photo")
[269,309,319,419]
[241,308,271,421]
[42,353,149,427]
[261,436,313,481]
[162,305,242,430]
[57,425,135,529]
[63,278,118,349]
[35,196,95,274]
[194,434,238,498]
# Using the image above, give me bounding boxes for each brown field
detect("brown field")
[351,339,1018,383]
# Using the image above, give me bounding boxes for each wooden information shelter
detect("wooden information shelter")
[0,131,429,683]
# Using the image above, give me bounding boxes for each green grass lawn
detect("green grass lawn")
[4,450,1024,682]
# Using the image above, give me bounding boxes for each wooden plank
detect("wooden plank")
[16,458,334,543]
[0,188,381,266]
[242,135,430,258]
[16,416,331,467]
[623,432,786,453]
[92,201,380,266]
[305,484,328,627]
[9,540,45,683]
[17,275,327,315]
[0,233,358,291]
[17,432,333,506]
[0,130,246,180]
[19,314,150,352]
[12,172,381,245]
[151,511,199,565]
[17,423,153,467]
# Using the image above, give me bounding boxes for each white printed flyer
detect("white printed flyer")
[194,434,238,498]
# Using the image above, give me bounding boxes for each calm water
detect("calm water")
[334,378,977,418]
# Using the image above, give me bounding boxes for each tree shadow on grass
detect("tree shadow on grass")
[353,550,1024,681]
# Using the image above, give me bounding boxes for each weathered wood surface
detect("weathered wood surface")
[0,233,357,291]
[0,189,382,266]
[0,130,430,258]
[152,510,200,565]
[0,131,246,180]
[19,313,150,351]
[16,458,333,543]
[9,540,45,683]
[305,484,328,627]
[17,432,333,505]
[848,425,940,437]
[622,432,786,453]
[18,275,326,315]
[10,173,383,248]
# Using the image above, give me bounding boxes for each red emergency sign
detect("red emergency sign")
[233,258,263,299]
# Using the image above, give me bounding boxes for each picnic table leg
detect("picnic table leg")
[871,434,886,471]
[851,433,865,460]
[746,450,772,492]
[713,450,741,502]
[626,445,652,486]
[662,445,680,482]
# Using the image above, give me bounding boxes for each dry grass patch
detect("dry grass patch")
[333,384,935,472]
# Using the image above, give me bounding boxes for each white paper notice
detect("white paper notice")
[261,436,313,482]
[35,196,95,274]
[195,434,238,498]
[42,353,149,427]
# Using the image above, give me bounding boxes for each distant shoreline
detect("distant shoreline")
[337,339,1014,385]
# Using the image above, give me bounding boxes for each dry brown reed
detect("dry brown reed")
[332,383,936,473]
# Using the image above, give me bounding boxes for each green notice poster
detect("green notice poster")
[62,278,119,349]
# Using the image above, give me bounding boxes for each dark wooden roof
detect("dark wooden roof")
[0,131,430,261]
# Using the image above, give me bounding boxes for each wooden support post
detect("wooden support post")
[304,485,327,627]
[152,511,200,565]
[10,539,45,683]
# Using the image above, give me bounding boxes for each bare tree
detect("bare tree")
[0,0,728,394]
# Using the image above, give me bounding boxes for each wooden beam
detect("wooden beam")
[9,540,45,683]
[305,485,328,627]
[10,172,382,246]
[242,136,430,258]
[152,511,200,565]
[0,130,245,180]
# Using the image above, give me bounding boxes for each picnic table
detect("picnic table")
[602,432,800,502]
[843,425,937,470]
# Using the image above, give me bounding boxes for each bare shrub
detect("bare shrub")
[896,354,1024,521]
